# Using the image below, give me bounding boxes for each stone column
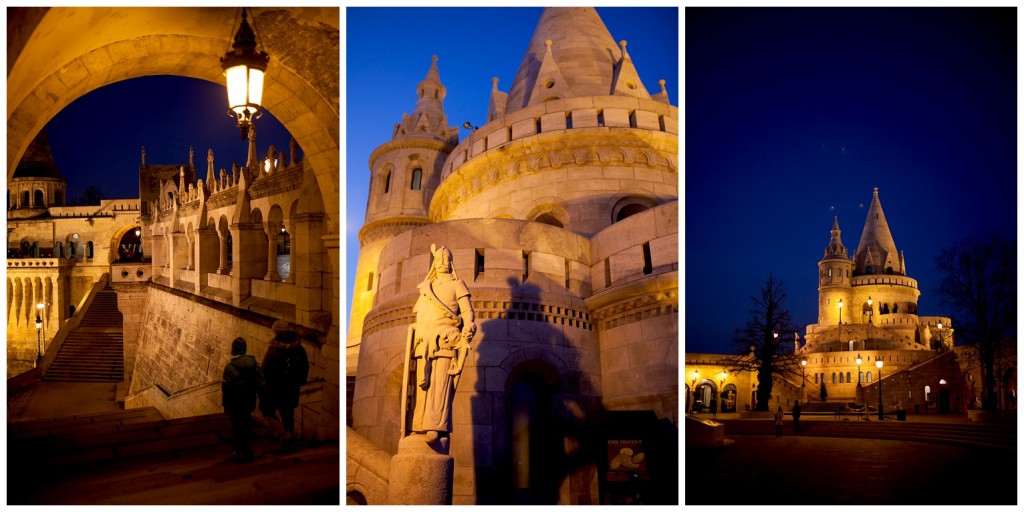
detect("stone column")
[320,232,340,442]
[264,222,281,282]
[114,283,149,386]
[283,220,295,284]
[217,231,230,274]
[230,223,265,307]
[186,232,195,270]
[196,228,219,292]
[291,213,325,326]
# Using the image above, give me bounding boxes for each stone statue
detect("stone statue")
[402,244,476,443]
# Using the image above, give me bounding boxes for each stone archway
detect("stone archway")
[7,7,339,231]
[8,6,341,440]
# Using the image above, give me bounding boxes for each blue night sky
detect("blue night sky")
[42,76,292,204]
[685,7,1017,354]
[345,7,680,311]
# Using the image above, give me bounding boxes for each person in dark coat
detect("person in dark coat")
[774,406,784,438]
[260,319,310,451]
[792,401,802,432]
[222,337,262,463]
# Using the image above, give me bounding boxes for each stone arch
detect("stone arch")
[7,7,339,235]
[611,194,658,223]
[110,223,143,263]
[526,201,569,229]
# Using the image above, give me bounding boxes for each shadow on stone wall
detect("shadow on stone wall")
[469,277,603,504]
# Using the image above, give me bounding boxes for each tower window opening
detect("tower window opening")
[522,251,530,282]
[475,249,485,280]
[411,168,422,190]
[642,242,653,275]
[384,171,392,193]
[367,272,374,292]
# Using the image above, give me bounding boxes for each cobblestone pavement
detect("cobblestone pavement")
[685,434,1017,505]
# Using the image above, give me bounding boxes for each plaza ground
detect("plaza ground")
[685,413,1017,505]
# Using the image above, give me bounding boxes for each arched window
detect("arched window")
[34,190,44,207]
[22,191,30,208]
[832,373,837,384]
[534,213,563,228]
[846,372,851,383]
[410,168,422,190]
[383,171,391,194]
[839,373,844,384]
[866,372,872,383]
[86,241,94,259]
[814,373,818,384]
[828,268,833,277]
[616,203,648,222]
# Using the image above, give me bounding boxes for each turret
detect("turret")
[348,56,459,374]
[818,216,853,326]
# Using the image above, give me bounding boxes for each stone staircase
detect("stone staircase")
[8,407,340,505]
[718,417,1016,450]
[45,286,124,382]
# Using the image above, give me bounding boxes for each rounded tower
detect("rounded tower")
[347,56,459,373]
[9,130,67,220]
[818,216,854,326]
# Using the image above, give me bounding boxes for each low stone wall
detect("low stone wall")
[346,426,391,505]
[127,286,326,439]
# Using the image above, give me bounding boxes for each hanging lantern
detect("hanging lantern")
[221,7,270,139]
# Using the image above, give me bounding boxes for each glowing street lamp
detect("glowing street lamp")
[35,302,45,362]
[221,7,270,139]
[800,359,807,387]
[876,359,884,420]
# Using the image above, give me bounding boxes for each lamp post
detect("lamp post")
[35,302,45,363]
[800,359,807,387]
[876,359,884,420]
[837,299,843,349]
[865,296,873,326]
[690,370,699,415]
[221,7,270,139]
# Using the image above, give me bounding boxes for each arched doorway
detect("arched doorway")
[693,380,716,414]
[721,384,738,413]
[509,372,561,504]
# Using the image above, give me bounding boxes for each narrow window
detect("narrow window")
[384,171,391,193]
[366,272,374,292]
[642,242,653,275]
[87,241,94,259]
[832,373,836,384]
[839,373,844,384]
[828,268,832,277]
[564,259,571,289]
[867,372,872,383]
[604,258,611,288]
[475,249,485,280]
[411,168,422,190]
[34,190,44,207]
[846,372,851,383]
[522,251,530,282]
[395,261,402,293]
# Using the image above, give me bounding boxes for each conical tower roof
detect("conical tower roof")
[504,7,651,114]
[853,187,901,275]
[823,216,848,259]
[393,56,456,144]
[13,129,64,180]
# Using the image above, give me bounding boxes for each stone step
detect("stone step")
[8,408,340,505]
[720,418,1016,449]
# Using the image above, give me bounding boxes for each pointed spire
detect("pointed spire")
[610,40,651,98]
[487,77,508,123]
[652,79,670,104]
[394,56,457,144]
[141,146,146,166]
[189,146,195,168]
[506,8,649,113]
[246,124,258,172]
[854,187,902,275]
[206,149,215,186]
[823,216,848,259]
[526,39,573,106]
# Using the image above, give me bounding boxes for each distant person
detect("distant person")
[774,406,784,437]
[792,401,802,432]
[710,396,718,419]
[222,337,261,463]
[260,320,310,452]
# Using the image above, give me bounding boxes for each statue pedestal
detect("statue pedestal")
[386,433,454,504]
